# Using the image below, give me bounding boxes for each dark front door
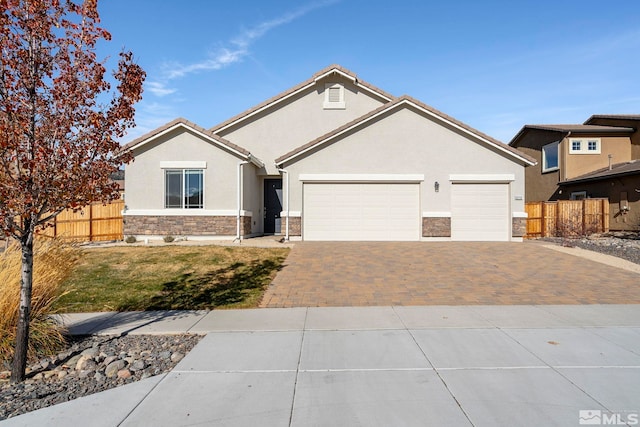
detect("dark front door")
[264,179,283,234]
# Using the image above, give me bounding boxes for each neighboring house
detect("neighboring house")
[110,169,125,198]
[123,65,535,242]
[509,115,640,230]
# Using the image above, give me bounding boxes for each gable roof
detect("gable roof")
[509,124,634,146]
[560,159,640,185]
[210,65,395,134]
[275,95,536,166]
[585,114,640,124]
[123,118,264,167]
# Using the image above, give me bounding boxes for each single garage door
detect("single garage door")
[303,183,420,241]
[451,183,510,241]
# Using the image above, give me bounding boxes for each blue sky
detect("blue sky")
[97,0,640,143]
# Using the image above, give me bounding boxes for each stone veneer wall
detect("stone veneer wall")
[124,215,251,237]
[422,217,451,237]
[512,217,527,238]
[284,217,302,236]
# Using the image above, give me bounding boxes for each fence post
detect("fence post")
[553,200,561,236]
[582,199,586,235]
[540,201,545,237]
[89,204,93,242]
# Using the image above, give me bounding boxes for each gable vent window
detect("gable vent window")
[569,138,600,154]
[323,83,345,109]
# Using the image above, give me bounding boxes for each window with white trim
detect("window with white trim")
[323,83,345,109]
[542,141,559,172]
[165,169,204,209]
[569,138,600,154]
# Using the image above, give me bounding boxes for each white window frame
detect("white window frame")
[164,169,205,209]
[323,83,345,109]
[569,138,600,154]
[542,141,559,173]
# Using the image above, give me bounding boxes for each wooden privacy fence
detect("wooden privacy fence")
[39,200,124,242]
[525,199,609,238]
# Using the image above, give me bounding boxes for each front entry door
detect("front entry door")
[264,179,283,234]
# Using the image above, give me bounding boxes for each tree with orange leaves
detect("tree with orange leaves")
[0,0,145,382]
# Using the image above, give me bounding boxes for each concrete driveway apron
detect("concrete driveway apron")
[260,241,640,307]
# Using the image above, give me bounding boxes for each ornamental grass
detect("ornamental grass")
[0,238,78,368]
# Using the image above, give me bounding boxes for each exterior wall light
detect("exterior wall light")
[434,181,440,192]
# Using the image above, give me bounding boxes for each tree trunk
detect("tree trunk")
[10,234,34,383]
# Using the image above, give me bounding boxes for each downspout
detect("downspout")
[277,167,290,241]
[236,161,249,241]
[561,131,571,182]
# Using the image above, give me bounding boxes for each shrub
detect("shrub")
[163,235,175,243]
[125,235,136,244]
[0,239,79,367]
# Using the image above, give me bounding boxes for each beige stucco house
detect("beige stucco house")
[123,65,535,241]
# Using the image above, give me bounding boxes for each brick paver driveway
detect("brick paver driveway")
[260,241,640,307]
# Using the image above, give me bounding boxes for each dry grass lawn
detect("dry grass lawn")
[55,245,289,312]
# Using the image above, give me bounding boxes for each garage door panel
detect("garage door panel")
[451,183,509,241]
[303,183,419,241]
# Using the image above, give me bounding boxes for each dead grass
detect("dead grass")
[55,245,289,312]
[0,239,79,366]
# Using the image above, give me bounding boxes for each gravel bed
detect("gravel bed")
[541,231,640,265]
[0,333,202,420]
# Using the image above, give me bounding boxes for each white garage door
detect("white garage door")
[303,183,420,241]
[451,183,510,241]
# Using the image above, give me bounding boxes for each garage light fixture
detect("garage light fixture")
[434,181,440,192]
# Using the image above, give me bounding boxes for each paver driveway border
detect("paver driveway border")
[261,241,640,307]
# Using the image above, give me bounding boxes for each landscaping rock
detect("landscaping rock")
[130,360,145,372]
[170,352,184,363]
[543,231,640,265]
[105,360,126,378]
[80,348,100,359]
[0,334,201,420]
[116,369,131,380]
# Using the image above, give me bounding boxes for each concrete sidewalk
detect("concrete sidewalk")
[3,305,640,426]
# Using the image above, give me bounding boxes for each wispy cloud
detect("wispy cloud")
[123,102,181,142]
[149,0,338,94]
[146,81,177,97]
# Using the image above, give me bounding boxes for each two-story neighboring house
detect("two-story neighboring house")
[509,115,640,230]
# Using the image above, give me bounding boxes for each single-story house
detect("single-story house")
[123,65,536,241]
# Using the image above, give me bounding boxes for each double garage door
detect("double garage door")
[302,182,510,241]
[303,183,420,241]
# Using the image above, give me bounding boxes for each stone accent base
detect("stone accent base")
[422,217,451,237]
[124,215,251,237]
[512,217,527,238]
[284,217,301,236]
